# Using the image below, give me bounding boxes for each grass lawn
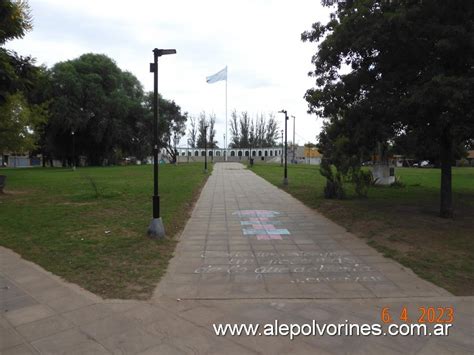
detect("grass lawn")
[0,163,210,299]
[250,163,474,296]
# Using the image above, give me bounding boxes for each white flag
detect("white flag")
[206,66,227,84]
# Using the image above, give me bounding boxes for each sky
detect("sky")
[6,0,332,148]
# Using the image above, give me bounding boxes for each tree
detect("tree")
[0,92,46,154]
[187,116,197,148]
[303,0,474,217]
[45,54,139,165]
[229,111,279,148]
[195,112,218,149]
[196,112,207,148]
[207,114,218,149]
[0,0,32,46]
[0,0,48,155]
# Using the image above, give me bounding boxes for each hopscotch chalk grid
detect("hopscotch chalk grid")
[233,210,290,240]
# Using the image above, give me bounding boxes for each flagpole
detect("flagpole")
[225,66,228,161]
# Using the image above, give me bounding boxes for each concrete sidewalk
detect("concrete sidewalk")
[1,163,473,354]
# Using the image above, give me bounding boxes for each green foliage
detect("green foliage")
[0,0,32,45]
[196,112,218,149]
[229,110,279,149]
[0,92,47,153]
[303,0,474,216]
[44,53,187,165]
[320,158,345,199]
[352,169,374,198]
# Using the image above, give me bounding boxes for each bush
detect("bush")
[352,169,374,198]
[320,159,345,199]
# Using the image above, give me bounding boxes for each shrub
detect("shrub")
[352,169,373,198]
[320,159,345,199]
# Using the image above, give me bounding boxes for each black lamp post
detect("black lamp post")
[204,125,208,173]
[71,130,76,171]
[279,110,289,185]
[280,130,284,167]
[147,48,176,239]
[291,115,296,163]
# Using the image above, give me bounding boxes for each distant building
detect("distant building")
[175,147,283,163]
[1,153,42,168]
[457,150,474,167]
[304,146,322,165]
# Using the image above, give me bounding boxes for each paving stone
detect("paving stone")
[1,294,38,313]
[30,328,91,353]
[4,305,55,327]
[80,314,139,340]
[1,344,38,355]
[15,315,74,342]
[100,327,162,354]
[45,293,96,313]
[62,304,114,326]
[0,322,23,350]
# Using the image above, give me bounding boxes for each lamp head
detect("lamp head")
[153,48,177,57]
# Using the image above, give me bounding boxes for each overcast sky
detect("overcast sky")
[6,0,332,148]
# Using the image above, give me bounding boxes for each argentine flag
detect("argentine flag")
[206,66,227,83]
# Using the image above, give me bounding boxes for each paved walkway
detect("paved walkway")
[1,163,473,354]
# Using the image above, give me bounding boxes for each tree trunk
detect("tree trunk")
[440,132,453,218]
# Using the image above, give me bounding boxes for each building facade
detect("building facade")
[175,147,283,163]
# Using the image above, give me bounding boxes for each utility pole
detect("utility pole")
[279,110,289,185]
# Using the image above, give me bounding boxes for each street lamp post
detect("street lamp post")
[71,130,75,171]
[204,125,208,173]
[292,115,296,163]
[147,48,176,239]
[279,110,289,185]
[280,130,284,167]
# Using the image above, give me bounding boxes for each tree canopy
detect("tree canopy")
[0,0,48,154]
[229,111,279,149]
[42,53,187,165]
[303,0,474,217]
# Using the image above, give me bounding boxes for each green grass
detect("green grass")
[250,163,474,295]
[0,163,210,299]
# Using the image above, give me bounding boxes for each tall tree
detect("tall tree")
[46,54,137,165]
[187,116,197,148]
[229,110,240,148]
[196,112,207,148]
[126,91,187,163]
[264,113,279,147]
[207,113,218,149]
[303,0,474,217]
[195,112,218,149]
[0,0,32,46]
[229,111,278,148]
[45,53,187,165]
[0,0,48,156]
